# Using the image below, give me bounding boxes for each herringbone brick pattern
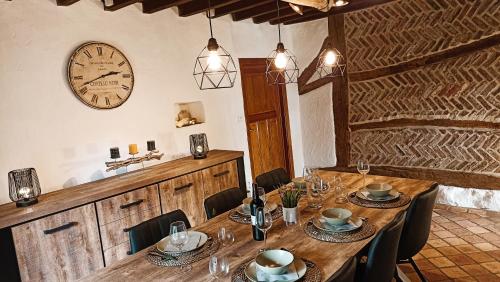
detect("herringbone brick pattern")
[350,127,500,176]
[345,0,500,73]
[349,46,500,124]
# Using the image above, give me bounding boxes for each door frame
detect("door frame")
[238,58,295,180]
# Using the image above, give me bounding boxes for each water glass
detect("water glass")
[305,175,323,209]
[217,227,235,248]
[256,207,273,250]
[332,176,348,204]
[209,255,230,281]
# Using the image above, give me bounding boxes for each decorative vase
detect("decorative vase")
[283,207,298,225]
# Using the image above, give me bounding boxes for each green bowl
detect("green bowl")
[255,249,294,275]
[321,208,352,226]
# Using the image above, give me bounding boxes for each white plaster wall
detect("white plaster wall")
[0,0,305,204]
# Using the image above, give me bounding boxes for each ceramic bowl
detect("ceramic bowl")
[321,208,352,226]
[242,197,252,211]
[365,183,393,197]
[255,249,294,275]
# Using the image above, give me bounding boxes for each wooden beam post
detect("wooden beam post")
[329,14,350,167]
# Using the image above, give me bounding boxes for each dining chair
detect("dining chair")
[396,183,439,282]
[204,187,246,219]
[255,168,291,194]
[127,209,191,254]
[356,210,406,282]
[328,256,357,282]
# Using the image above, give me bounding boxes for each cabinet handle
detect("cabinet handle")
[174,183,193,191]
[120,199,144,209]
[43,222,78,235]
[213,170,230,177]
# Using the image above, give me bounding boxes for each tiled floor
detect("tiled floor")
[399,204,500,281]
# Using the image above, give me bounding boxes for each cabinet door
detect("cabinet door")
[159,171,205,226]
[202,160,240,198]
[12,203,103,281]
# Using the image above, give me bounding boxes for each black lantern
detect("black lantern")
[190,133,209,159]
[8,168,41,207]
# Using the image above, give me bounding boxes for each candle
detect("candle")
[110,147,121,159]
[18,186,32,199]
[129,144,138,155]
[147,140,156,151]
[196,145,203,153]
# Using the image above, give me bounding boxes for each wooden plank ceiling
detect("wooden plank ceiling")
[54,0,392,25]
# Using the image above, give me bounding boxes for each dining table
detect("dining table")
[79,171,436,282]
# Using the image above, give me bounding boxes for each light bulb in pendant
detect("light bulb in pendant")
[324,50,338,66]
[207,51,222,71]
[274,52,288,69]
[334,0,348,7]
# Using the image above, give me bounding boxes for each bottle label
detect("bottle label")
[251,215,256,225]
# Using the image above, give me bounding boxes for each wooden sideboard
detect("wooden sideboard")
[0,150,245,281]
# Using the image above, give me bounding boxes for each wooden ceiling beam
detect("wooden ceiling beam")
[56,0,80,6]
[232,1,288,21]
[253,6,313,24]
[213,0,274,18]
[103,0,139,11]
[276,9,325,25]
[142,0,191,14]
[178,0,240,17]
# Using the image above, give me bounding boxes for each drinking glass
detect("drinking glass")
[170,221,191,271]
[305,169,323,209]
[208,255,230,281]
[217,227,235,248]
[256,207,273,251]
[357,160,370,188]
[257,186,267,207]
[332,176,348,204]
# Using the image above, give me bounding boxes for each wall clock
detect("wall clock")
[67,42,134,109]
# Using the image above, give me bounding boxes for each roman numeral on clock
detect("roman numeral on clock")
[83,50,92,59]
[105,97,111,106]
[75,62,85,67]
[118,61,125,67]
[116,94,123,100]
[121,85,130,90]
[110,51,115,59]
[97,47,103,56]
[74,76,83,80]
[122,74,131,78]
[79,87,88,95]
[91,95,98,104]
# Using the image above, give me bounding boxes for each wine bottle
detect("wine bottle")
[250,183,264,241]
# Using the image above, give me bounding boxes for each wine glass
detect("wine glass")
[257,187,267,207]
[217,227,235,248]
[169,221,191,271]
[208,255,230,281]
[256,207,273,251]
[357,160,370,188]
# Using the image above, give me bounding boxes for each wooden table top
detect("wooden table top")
[79,171,435,282]
[0,150,243,229]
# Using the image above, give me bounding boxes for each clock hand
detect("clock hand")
[81,71,122,86]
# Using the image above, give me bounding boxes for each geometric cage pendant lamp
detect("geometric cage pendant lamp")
[315,40,346,78]
[193,0,237,90]
[265,0,299,85]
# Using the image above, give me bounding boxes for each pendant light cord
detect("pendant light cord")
[207,0,214,38]
[276,0,281,42]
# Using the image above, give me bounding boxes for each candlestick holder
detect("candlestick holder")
[105,150,164,172]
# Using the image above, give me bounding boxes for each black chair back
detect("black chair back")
[362,210,406,282]
[398,183,439,259]
[204,187,245,219]
[128,209,191,254]
[328,256,356,282]
[255,168,291,193]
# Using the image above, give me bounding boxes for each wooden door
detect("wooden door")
[159,172,205,226]
[239,58,294,180]
[201,160,240,198]
[12,203,103,281]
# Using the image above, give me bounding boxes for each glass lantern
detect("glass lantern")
[8,168,41,207]
[190,133,209,159]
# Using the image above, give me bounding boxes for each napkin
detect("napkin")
[256,261,299,282]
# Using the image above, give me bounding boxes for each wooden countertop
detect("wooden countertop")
[79,171,436,282]
[0,150,244,229]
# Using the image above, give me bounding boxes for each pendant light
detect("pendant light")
[316,40,346,78]
[332,0,349,7]
[265,0,299,85]
[193,0,237,90]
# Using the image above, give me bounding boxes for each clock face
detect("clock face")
[67,42,134,109]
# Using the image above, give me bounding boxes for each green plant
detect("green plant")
[279,185,301,208]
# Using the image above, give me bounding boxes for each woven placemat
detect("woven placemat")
[231,257,321,282]
[304,219,376,243]
[146,236,220,267]
[347,192,411,209]
[229,205,284,224]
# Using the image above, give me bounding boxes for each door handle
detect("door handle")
[120,199,144,209]
[174,183,193,191]
[43,222,78,235]
[213,170,230,178]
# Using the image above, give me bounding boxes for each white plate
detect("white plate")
[244,257,307,282]
[236,202,278,216]
[156,231,208,254]
[312,216,363,233]
[356,188,400,202]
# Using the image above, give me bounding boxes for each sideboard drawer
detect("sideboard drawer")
[104,241,132,266]
[202,160,239,198]
[96,184,160,225]
[12,203,103,281]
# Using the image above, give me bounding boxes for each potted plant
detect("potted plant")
[279,184,302,225]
